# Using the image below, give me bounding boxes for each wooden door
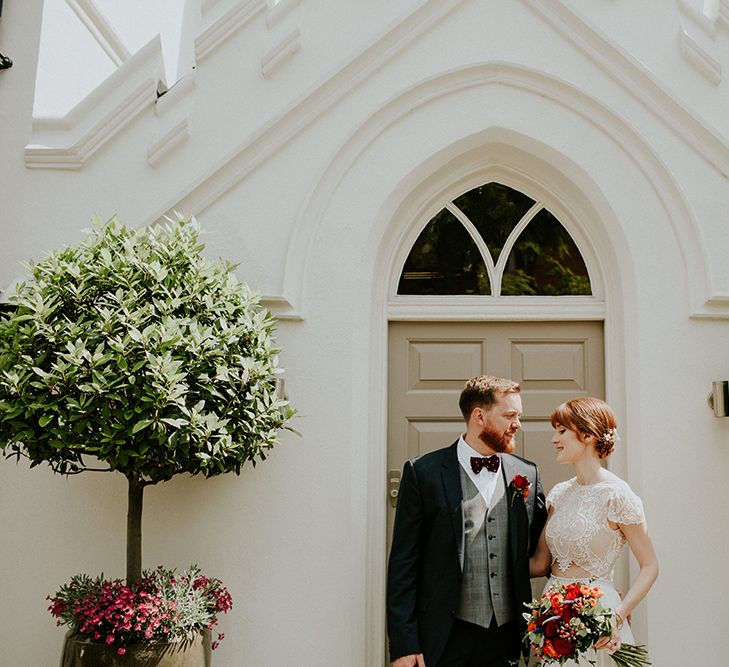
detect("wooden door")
[386,320,604,598]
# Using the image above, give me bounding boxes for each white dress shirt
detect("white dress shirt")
[457,435,500,506]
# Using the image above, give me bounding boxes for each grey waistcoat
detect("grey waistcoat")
[456,466,515,628]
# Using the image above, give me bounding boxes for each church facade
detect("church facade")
[2,1,729,664]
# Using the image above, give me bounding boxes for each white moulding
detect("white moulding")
[260,295,302,320]
[691,296,729,320]
[156,71,197,117]
[265,0,302,30]
[148,118,191,166]
[260,28,301,78]
[195,0,267,62]
[387,298,608,322]
[679,23,722,85]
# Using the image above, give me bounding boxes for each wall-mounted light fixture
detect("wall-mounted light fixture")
[708,381,729,417]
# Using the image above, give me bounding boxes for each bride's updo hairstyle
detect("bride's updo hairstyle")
[551,397,619,459]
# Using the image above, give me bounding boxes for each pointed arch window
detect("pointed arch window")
[398,183,591,296]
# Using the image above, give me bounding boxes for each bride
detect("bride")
[529,397,659,666]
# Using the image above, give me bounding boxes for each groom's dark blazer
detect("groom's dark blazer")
[387,442,547,666]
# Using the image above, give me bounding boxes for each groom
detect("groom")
[387,375,547,667]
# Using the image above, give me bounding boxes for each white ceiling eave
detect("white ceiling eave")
[25,35,163,169]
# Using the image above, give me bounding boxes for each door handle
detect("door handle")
[388,469,401,507]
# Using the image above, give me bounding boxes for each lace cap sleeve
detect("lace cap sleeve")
[546,480,569,511]
[607,484,645,525]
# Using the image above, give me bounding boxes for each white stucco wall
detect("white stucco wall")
[2,1,729,665]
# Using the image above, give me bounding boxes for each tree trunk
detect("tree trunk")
[126,474,144,585]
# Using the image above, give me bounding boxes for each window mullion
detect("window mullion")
[445,202,495,295]
[493,201,543,296]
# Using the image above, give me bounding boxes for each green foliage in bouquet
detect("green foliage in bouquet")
[0,215,295,583]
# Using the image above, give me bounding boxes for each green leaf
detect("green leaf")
[132,419,153,434]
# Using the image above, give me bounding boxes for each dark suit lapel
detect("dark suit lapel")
[501,454,527,566]
[501,454,518,507]
[441,442,464,569]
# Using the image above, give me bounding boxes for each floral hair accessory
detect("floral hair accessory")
[598,427,619,445]
[510,474,530,504]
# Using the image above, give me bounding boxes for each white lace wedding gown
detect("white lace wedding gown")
[543,472,645,667]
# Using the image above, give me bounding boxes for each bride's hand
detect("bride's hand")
[594,630,621,654]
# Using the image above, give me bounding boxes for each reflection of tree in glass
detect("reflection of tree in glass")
[398,209,490,295]
[397,183,592,297]
[502,208,591,296]
[453,183,535,262]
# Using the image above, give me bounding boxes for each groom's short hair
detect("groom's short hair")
[459,375,521,421]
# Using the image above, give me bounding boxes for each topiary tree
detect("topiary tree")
[0,215,295,584]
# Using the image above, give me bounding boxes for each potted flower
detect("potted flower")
[51,565,232,664]
[0,216,295,664]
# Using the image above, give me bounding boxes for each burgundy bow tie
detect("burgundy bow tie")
[470,455,500,474]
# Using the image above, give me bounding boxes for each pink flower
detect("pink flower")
[48,566,231,649]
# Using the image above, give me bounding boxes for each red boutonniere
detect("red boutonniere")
[510,474,530,504]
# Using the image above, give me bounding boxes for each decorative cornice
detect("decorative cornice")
[260,28,301,78]
[195,0,267,62]
[260,295,303,320]
[280,61,724,321]
[157,0,729,222]
[24,37,162,169]
[148,0,468,224]
[387,298,607,322]
[265,0,301,29]
[147,73,196,166]
[148,118,190,166]
[678,0,722,84]
[145,0,729,319]
[260,0,303,78]
[526,0,729,177]
[690,295,729,320]
[679,0,717,37]
[155,71,196,117]
[680,26,722,84]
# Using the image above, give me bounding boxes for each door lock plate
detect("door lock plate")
[388,469,401,508]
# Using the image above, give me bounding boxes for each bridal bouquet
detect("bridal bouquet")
[521,580,651,666]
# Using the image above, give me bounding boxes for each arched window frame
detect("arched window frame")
[388,173,606,321]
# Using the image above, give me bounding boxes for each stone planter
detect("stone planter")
[60,629,212,667]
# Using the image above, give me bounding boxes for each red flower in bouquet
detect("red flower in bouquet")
[519,580,651,666]
[552,638,576,656]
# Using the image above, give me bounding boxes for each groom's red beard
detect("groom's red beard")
[478,423,516,454]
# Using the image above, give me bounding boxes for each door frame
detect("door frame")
[364,172,631,667]
[368,308,621,666]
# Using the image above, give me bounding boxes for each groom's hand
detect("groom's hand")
[392,653,426,667]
